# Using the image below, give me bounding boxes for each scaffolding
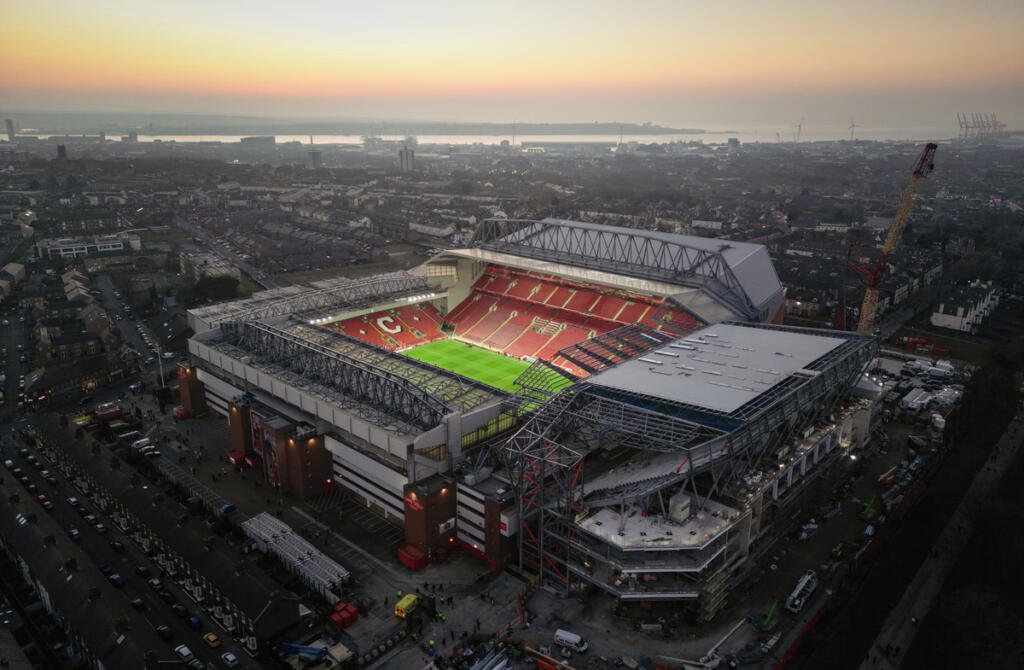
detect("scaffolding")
[190,271,432,330]
[498,323,877,608]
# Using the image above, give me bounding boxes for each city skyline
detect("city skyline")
[1,0,1023,128]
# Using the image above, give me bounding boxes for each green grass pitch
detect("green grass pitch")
[402,339,532,392]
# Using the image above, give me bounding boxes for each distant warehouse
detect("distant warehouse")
[35,233,141,259]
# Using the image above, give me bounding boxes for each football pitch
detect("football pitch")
[402,339,532,392]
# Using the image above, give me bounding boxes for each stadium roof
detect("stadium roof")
[467,218,784,322]
[586,323,846,414]
[188,271,431,333]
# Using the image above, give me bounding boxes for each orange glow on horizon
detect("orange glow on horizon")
[2,1,1022,107]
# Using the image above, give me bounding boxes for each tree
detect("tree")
[189,276,239,304]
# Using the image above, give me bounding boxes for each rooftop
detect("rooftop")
[586,322,845,414]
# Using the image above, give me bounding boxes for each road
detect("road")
[174,216,281,290]
[94,273,179,386]
[15,424,264,669]
[859,410,1024,670]
[1,317,27,421]
[2,435,212,666]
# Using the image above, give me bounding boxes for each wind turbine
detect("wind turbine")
[795,119,804,143]
[848,119,859,141]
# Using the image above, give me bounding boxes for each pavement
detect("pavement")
[859,409,1024,670]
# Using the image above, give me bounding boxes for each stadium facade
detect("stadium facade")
[183,219,877,620]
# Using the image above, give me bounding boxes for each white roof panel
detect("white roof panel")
[586,323,845,414]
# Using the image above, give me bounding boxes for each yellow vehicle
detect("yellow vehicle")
[394,594,420,619]
[202,632,221,648]
[73,414,94,427]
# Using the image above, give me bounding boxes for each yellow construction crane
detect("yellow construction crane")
[853,143,937,334]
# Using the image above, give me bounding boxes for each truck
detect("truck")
[900,389,931,412]
[785,570,818,613]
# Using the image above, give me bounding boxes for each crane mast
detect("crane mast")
[856,143,937,334]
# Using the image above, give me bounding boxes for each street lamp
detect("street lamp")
[156,344,165,389]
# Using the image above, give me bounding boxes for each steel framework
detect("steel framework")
[499,323,876,597]
[223,319,456,430]
[198,271,431,327]
[472,219,760,320]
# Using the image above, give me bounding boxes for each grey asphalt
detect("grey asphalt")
[859,409,1024,670]
[11,427,262,669]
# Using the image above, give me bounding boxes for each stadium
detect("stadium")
[183,218,877,620]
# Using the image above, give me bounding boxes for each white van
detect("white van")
[130,438,151,450]
[553,629,588,653]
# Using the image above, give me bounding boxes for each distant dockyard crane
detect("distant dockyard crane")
[849,143,937,334]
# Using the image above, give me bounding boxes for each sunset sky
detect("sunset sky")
[2,0,1022,128]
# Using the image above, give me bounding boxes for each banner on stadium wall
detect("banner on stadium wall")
[250,411,265,456]
[263,422,280,486]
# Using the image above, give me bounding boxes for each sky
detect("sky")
[2,0,1023,129]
